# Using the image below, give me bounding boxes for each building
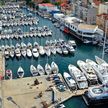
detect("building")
[98,2,108,14]
[75,2,97,24]
[96,13,108,35]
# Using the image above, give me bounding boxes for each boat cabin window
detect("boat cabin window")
[78,30,82,34]
[92,88,103,94]
[83,32,93,35]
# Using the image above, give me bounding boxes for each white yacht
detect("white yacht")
[45,63,52,75]
[86,59,108,84]
[63,72,77,90]
[17,66,24,78]
[30,65,38,76]
[37,64,45,75]
[68,64,88,89]
[51,62,59,74]
[95,56,107,65]
[77,60,98,85]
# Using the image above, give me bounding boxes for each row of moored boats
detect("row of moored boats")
[6,61,59,79]
[63,56,108,91]
[2,39,76,59]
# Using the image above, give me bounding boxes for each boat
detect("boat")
[66,45,75,54]
[56,46,62,54]
[37,64,45,75]
[50,45,56,55]
[68,40,76,48]
[44,46,51,56]
[63,72,77,90]
[9,48,15,58]
[51,62,59,74]
[68,64,88,89]
[30,65,38,76]
[33,42,39,49]
[56,104,66,108]
[21,48,26,57]
[77,60,98,85]
[86,59,108,84]
[83,84,108,106]
[16,43,20,48]
[95,56,107,65]
[45,63,52,75]
[17,66,24,78]
[21,42,26,49]
[15,48,21,58]
[32,47,39,58]
[62,45,68,55]
[39,46,45,55]
[26,48,32,58]
[6,69,12,79]
[4,49,9,59]
[27,42,32,49]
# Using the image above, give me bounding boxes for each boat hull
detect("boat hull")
[83,91,108,106]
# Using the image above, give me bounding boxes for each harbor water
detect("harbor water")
[3,7,108,108]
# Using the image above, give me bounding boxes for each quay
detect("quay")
[0,73,87,108]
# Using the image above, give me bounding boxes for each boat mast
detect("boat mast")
[102,20,108,60]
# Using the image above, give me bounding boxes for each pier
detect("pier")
[0,74,87,108]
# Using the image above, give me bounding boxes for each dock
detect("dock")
[0,73,87,108]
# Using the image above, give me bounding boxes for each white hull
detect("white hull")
[27,49,32,57]
[51,62,59,73]
[68,64,88,89]
[17,66,24,78]
[77,60,98,84]
[37,64,45,75]
[30,65,38,76]
[63,72,77,90]
[45,63,52,75]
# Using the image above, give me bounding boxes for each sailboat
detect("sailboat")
[45,63,52,75]
[17,66,24,78]
[30,65,38,76]
[37,64,45,75]
[51,62,59,74]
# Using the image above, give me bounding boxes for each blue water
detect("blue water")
[3,7,108,108]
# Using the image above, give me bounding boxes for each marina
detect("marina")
[0,1,108,108]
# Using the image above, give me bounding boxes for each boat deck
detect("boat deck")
[0,74,87,108]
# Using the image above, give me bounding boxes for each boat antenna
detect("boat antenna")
[102,20,108,60]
